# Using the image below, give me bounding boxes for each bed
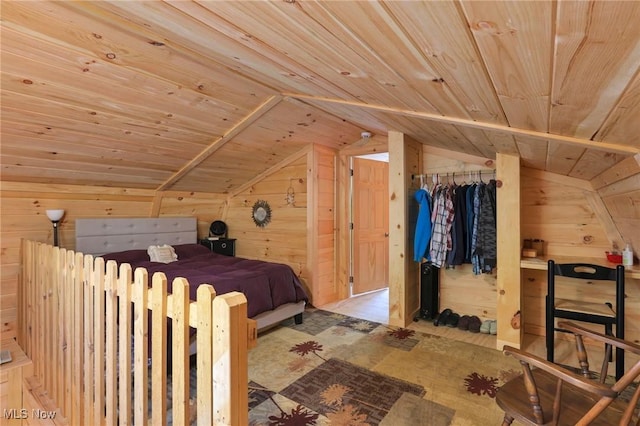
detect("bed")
[75,217,308,331]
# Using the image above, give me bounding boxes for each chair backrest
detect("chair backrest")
[547,261,627,381]
[554,322,640,424]
[499,322,640,425]
[552,262,619,281]
[548,260,625,316]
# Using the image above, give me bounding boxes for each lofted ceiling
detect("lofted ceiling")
[1,1,639,193]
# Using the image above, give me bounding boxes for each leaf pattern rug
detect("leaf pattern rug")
[247,308,522,426]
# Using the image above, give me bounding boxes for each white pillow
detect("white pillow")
[147,244,178,263]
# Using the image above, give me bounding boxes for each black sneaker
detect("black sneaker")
[445,312,460,327]
[433,308,452,327]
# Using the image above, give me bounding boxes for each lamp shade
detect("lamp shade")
[46,209,65,222]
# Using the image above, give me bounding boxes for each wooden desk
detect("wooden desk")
[0,339,33,425]
[521,255,640,280]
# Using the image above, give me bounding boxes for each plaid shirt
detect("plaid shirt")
[429,185,450,268]
[445,187,455,251]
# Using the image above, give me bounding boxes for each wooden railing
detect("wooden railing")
[18,240,250,425]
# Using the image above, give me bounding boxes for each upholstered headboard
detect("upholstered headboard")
[75,217,197,256]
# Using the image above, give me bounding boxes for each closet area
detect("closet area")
[407,145,640,354]
[410,147,502,344]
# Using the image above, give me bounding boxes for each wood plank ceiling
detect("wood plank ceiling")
[1,1,639,193]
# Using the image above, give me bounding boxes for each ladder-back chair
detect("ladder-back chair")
[546,260,625,379]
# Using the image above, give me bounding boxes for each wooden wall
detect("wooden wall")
[1,182,148,340]
[591,154,640,257]
[0,148,328,340]
[154,145,336,307]
[0,182,227,339]
[153,190,229,237]
[1,147,636,343]
[521,166,640,344]
[224,156,307,268]
[421,150,639,347]
[521,168,611,259]
[222,143,337,308]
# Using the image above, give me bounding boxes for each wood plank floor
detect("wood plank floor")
[318,289,638,375]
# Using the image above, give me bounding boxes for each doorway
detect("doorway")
[350,154,389,297]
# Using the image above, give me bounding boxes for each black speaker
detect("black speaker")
[420,262,439,320]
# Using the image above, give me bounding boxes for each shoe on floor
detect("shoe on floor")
[433,308,452,327]
[489,320,498,335]
[480,320,492,334]
[468,316,482,333]
[445,312,460,328]
[457,315,471,331]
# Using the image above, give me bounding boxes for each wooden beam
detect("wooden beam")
[387,130,407,328]
[157,95,283,191]
[496,153,521,350]
[287,93,638,155]
[149,192,162,217]
[387,131,422,328]
[0,181,155,197]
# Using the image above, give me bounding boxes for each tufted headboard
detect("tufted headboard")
[75,217,197,256]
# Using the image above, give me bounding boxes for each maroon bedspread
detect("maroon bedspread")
[102,243,308,318]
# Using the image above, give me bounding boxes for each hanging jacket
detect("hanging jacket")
[449,185,467,265]
[413,188,432,262]
[465,184,476,263]
[478,180,497,272]
[471,182,484,275]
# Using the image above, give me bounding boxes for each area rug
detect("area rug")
[247,308,523,425]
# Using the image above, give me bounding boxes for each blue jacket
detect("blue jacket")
[413,189,432,262]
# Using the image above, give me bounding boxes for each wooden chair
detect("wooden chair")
[496,321,640,425]
[546,260,625,379]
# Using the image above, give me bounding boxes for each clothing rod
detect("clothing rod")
[411,170,495,180]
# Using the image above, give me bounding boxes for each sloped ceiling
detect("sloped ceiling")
[1,1,639,193]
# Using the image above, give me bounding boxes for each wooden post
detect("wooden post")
[93,257,106,425]
[388,131,422,327]
[118,264,133,426]
[172,278,191,426]
[496,153,522,349]
[196,285,216,425]
[212,292,248,425]
[151,272,168,425]
[133,268,148,426]
[105,261,118,425]
[83,254,95,424]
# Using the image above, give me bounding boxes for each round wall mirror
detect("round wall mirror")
[252,200,272,228]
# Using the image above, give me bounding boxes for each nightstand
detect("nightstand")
[199,238,236,256]
[0,339,33,425]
